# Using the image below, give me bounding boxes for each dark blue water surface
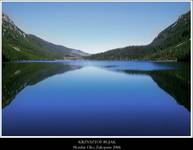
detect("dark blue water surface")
[2,61,190,136]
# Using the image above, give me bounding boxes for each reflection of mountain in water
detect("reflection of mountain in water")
[2,62,81,108]
[3,62,190,111]
[121,65,190,111]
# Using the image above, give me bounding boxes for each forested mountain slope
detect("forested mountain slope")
[88,11,191,62]
[2,13,89,61]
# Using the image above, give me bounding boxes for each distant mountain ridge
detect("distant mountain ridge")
[88,11,191,62]
[2,13,89,61]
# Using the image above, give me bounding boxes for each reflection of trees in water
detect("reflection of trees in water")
[150,70,190,111]
[122,65,190,111]
[2,63,81,108]
[3,62,190,112]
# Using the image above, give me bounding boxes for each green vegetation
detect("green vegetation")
[2,13,88,62]
[145,39,190,61]
[87,11,191,62]
[3,11,190,62]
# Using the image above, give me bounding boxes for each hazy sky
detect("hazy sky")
[3,2,190,54]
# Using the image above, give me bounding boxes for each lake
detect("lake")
[2,60,191,136]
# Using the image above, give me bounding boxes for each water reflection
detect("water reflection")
[2,61,190,111]
[2,61,190,136]
[107,65,190,111]
[2,62,81,108]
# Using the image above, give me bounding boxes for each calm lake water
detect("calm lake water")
[2,60,191,136]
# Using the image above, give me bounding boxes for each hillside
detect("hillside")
[87,11,191,62]
[2,13,89,61]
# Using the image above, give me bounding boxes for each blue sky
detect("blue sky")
[3,2,190,54]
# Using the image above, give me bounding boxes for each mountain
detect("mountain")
[2,13,89,61]
[87,11,191,62]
